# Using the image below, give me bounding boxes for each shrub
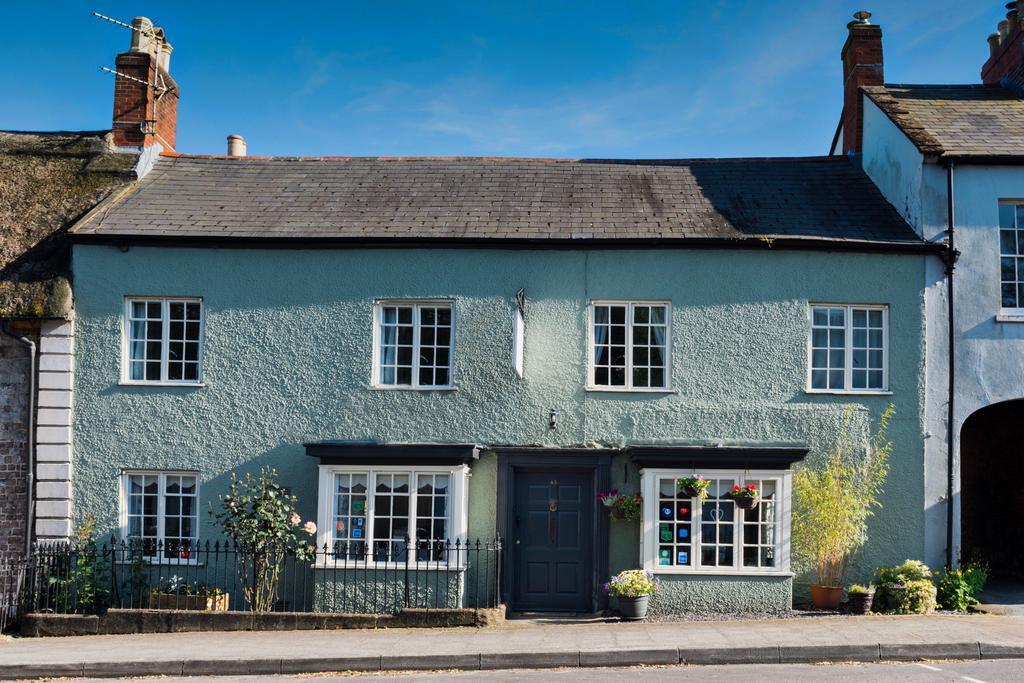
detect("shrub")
[210,467,317,611]
[873,560,937,614]
[792,405,894,587]
[848,583,872,595]
[936,563,990,611]
[605,570,660,598]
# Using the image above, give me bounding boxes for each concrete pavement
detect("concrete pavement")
[2,613,1024,679]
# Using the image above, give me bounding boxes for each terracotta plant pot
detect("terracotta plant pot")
[617,595,650,620]
[811,584,843,610]
[847,591,874,615]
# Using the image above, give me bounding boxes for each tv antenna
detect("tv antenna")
[92,11,174,96]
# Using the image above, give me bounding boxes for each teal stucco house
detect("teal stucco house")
[35,16,951,614]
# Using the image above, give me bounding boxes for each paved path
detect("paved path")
[2,614,1023,679]
[980,578,1024,616]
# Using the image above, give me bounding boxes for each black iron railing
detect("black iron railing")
[1,555,26,632]
[15,537,501,617]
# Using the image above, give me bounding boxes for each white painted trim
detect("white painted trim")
[513,306,525,378]
[586,300,672,392]
[315,463,469,570]
[118,470,201,560]
[807,303,890,393]
[639,468,792,577]
[121,297,205,386]
[370,300,455,390]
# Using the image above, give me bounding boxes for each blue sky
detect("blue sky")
[0,1,1000,157]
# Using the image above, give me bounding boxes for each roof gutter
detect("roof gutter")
[67,233,946,255]
[1,323,36,556]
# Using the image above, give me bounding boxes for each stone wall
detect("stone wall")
[0,330,32,559]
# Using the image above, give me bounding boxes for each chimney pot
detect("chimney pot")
[990,32,1003,59]
[129,16,153,52]
[227,135,247,157]
[999,19,1009,43]
[1008,9,1019,36]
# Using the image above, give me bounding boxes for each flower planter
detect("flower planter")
[810,584,843,610]
[728,495,759,510]
[847,591,874,615]
[149,592,230,612]
[677,485,703,499]
[610,507,626,520]
[617,595,650,620]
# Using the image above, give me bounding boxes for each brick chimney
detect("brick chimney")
[841,11,884,155]
[111,16,178,151]
[982,2,1024,87]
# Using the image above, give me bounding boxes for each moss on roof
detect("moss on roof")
[0,131,137,318]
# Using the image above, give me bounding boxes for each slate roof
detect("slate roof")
[72,154,924,247]
[863,84,1024,158]
[0,131,137,318]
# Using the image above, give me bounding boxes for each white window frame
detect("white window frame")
[371,300,455,390]
[998,200,1024,317]
[118,469,201,565]
[586,300,672,392]
[639,468,792,576]
[121,297,205,386]
[315,464,469,569]
[806,303,890,395]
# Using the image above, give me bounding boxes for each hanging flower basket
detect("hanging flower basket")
[725,484,759,510]
[675,475,710,502]
[597,491,642,521]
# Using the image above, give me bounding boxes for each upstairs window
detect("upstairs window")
[374,302,453,389]
[999,203,1024,313]
[124,298,203,384]
[589,302,670,390]
[809,304,888,393]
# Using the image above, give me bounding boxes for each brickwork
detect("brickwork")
[983,23,1024,86]
[841,22,884,155]
[0,332,33,560]
[111,51,178,151]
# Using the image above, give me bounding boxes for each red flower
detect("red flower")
[731,485,741,492]
[745,484,757,491]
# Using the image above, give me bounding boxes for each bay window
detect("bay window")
[316,465,468,566]
[640,470,790,574]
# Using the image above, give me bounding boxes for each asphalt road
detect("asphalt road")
[65,659,1024,682]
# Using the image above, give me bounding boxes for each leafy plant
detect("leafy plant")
[792,404,894,587]
[596,491,642,521]
[848,583,873,595]
[675,475,711,502]
[210,468,317,612]
[874,560,937,614]
[936,563,990,611]
[154,575,225,596]
[47,513,110,613]
[725,484,759,501]
[604,570,660,598]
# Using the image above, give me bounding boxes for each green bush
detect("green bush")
[936,563,990,611]
[873,560,937,614]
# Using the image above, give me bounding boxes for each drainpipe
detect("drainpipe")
[1,323,36,556]
[943,161,959,570]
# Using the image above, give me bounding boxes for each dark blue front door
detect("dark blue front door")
[512,471,593,612]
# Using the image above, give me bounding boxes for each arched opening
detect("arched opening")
[960,400,1024,576]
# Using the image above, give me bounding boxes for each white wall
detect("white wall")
[862,95,1024,568]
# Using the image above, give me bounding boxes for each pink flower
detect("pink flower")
[290,512,301,526]
[303,521,317,535]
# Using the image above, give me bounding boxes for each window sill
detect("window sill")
[804,389,892,397]
[996,313,1024,323]
[314,561,466,571]
[650,568,794,578]
[586,387,677,395]
[119,381,207,388]
[367,385,457,392]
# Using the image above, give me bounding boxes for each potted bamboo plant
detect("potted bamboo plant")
[793,405,894,610]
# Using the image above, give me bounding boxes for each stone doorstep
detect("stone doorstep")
[4,641,1022,680]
